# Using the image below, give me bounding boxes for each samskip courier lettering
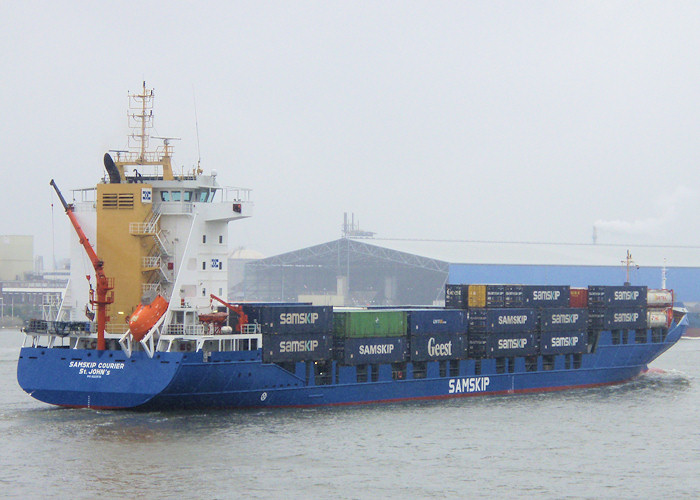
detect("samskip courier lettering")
[69,360,125,377]
[498,315,528,325]
[551,313,579,324]
[279,340,319,352]
[279,312,319,325]
[448,377,490,394]
[69,361,125,370]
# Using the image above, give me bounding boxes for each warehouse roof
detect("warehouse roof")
[364,238,700,268]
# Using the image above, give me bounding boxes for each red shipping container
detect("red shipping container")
[570,288,588,308]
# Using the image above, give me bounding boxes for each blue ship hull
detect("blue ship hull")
[17,318,687,410]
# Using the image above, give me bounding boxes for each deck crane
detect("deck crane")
[209,294,249,333]
[50,179,113,350]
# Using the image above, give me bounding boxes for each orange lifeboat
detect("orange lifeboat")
[129,295,169,341]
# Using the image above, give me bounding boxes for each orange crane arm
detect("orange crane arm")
[210,294,249,333]
[50,179,112,350]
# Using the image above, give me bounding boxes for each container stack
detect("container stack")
[408,309,468,362]
[448,283,593,358]
[333,310,408,365]
[646,289,674,329]
[445,284,468,309]
[247,304,334,363]
[539,307,589,354]
[587,285,648,331]
[467,306,538,357]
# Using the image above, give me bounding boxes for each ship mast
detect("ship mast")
[622,250,638,286]
[128,81,154,163]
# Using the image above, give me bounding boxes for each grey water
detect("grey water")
[1,330,698,499]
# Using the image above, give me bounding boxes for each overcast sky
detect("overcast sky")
[2,1,700,266]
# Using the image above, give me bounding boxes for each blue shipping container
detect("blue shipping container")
[540,308,588,332]
[262,333,333,362]
[504,285,525,307]
[341,337,407,365]
[410,333,466,361]
[485,332,538,357]
[445,284,468,309]
[408,309,466,334]
[588,285,647,307]
[469,308,536,333]
[540,331,588,354]
[242,305,333,334]
[589,307,647,330]
[522,285,570,308]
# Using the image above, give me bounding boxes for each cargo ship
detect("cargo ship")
[17,84,687,410]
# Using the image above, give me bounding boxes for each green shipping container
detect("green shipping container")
[333,310,408,338]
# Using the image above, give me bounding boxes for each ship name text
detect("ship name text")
[448,376,491,394]
[68,360,125,378]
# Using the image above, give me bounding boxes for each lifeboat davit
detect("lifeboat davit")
[129,294,169,341]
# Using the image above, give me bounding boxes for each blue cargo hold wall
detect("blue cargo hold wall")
[448,264,700,303]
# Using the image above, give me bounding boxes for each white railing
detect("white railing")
[157,333,262,353]
[142,283,162,295]
[157,202,194,215]
[222,187,252,202]
[241,323,261,334]
[165,323,206,336]
[142,256,160,268]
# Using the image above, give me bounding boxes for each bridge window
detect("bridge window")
[160,191,170,201]
[184,191,193,202]
[171,191,181,202]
